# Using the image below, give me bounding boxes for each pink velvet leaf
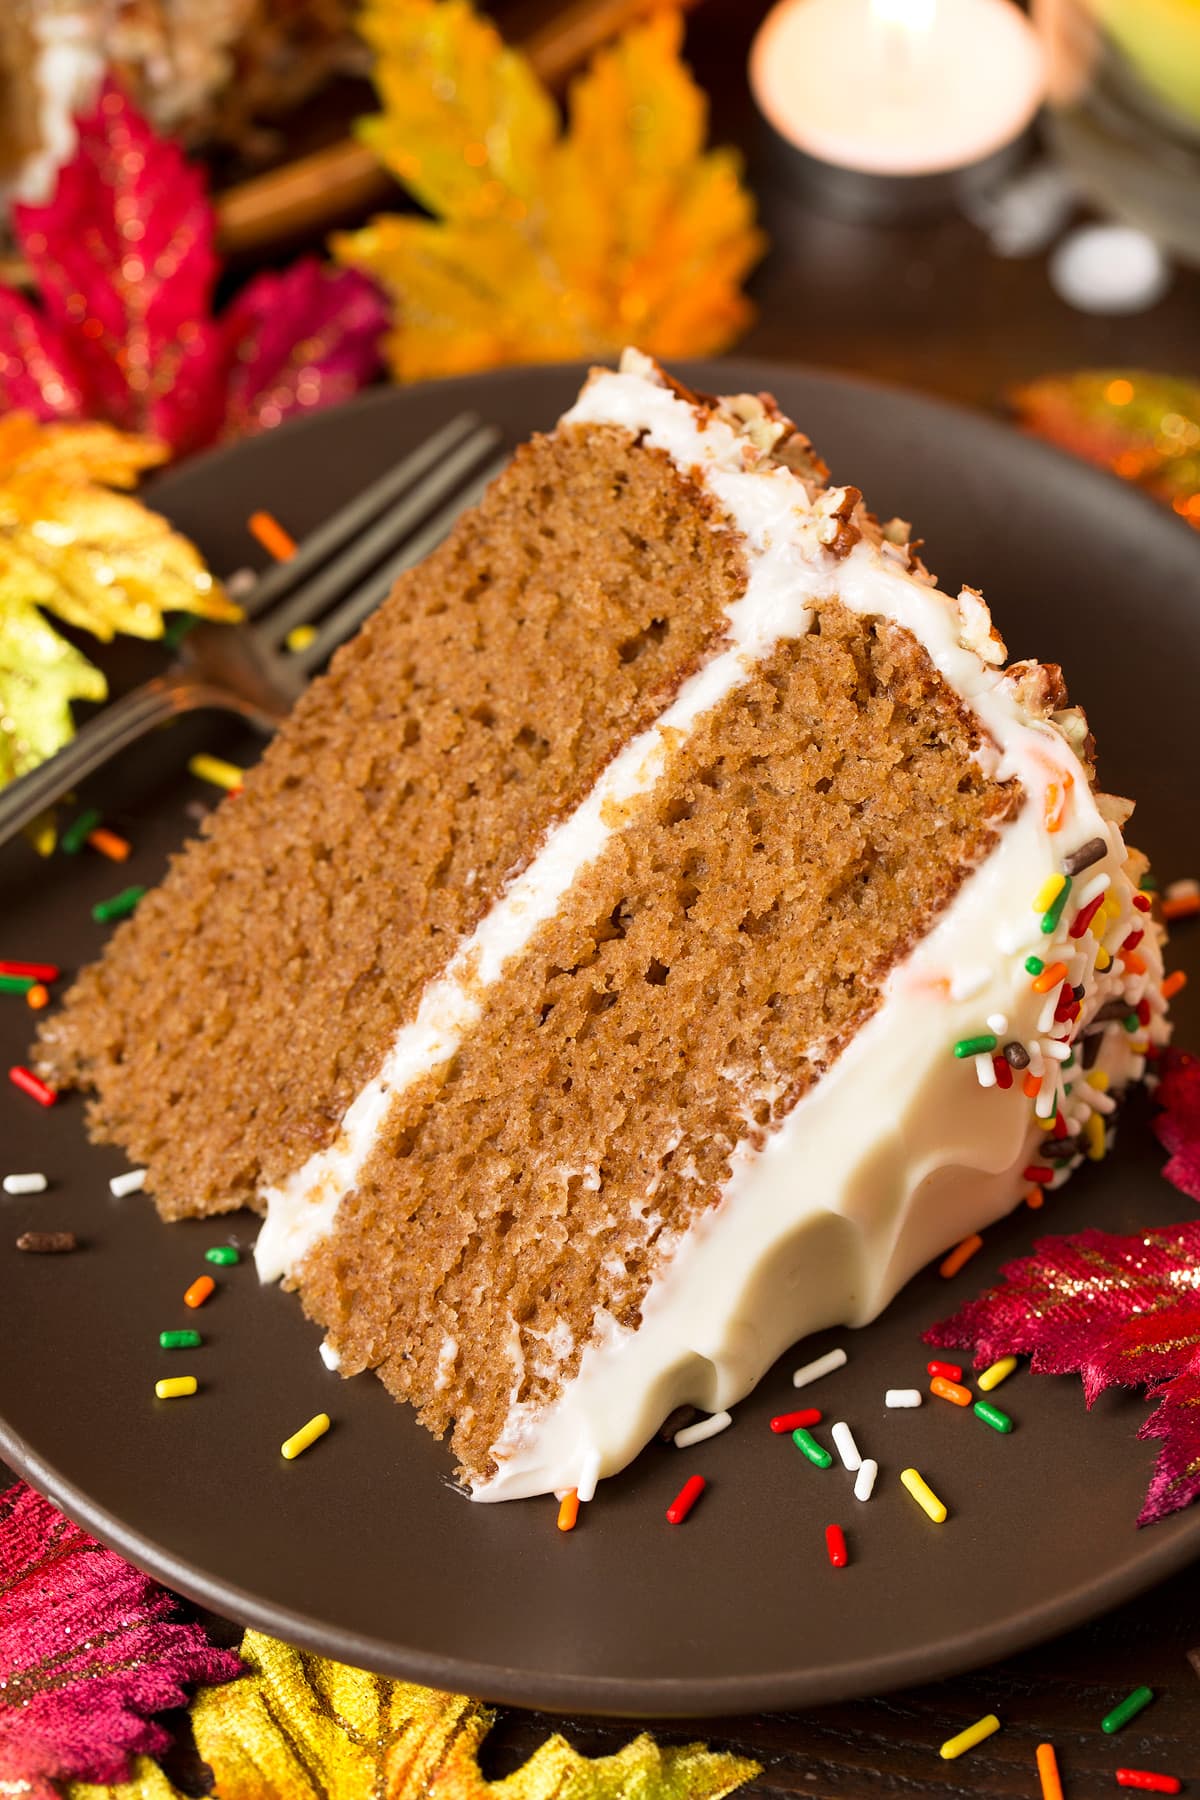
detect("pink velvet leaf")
[0,290,87,418]
[0,1480,241,1798]
[1153,1046,1200,1204]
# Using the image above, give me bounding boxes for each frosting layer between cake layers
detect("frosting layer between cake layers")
[254,349,1168,1503]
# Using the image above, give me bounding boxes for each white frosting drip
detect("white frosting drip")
[251,349,1168,1503]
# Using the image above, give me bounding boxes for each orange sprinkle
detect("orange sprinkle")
[184,1274,215,1309]
[1120,949,1148,975]
[1023,1072,1041,1099]
[25,983,50,1011]
[247,510,297,562]
[87,827,130,863]
[930,1375,972,1406]
[940,1234,983,1280]
[1026,1185,1044,1209]
[1162,970,1188,1001]
[1162,894,1200,921]
[1032,960,1068,995]
[1037,1742,1065,1800]
[1043,772,1073,832]
[557,1489,579,1532]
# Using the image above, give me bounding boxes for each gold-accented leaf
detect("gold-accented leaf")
[0,592,106,784]
[337,4,764,380]
[66,1754,188,1799]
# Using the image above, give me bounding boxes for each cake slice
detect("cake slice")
[36,351,1170,1502]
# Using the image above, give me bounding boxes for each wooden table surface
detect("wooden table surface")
[6,2,1200,1793]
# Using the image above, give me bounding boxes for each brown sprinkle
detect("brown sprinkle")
[657,1404,700,1444]
[16,1230,78,1254]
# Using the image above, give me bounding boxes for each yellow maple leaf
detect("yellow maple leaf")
[65,1630,758,1800]
[335,3,765,381]
[0,413,238,794]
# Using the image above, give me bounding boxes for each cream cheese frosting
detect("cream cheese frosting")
[254,349,1169,1502]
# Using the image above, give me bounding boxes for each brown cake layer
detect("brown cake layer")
[293,602,1021,1483]
[35,424,747,1214]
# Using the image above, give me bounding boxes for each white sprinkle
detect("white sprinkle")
[674,1409,733,1449]
[792,1347,847,1389]
[109,1168,146,1198]
[830,1420,862,1471]
[949,965,990,1001]
[318,1340,341,1371]
[986,1013,1009,1036]
[3,1172,47,1196]
[1035,1071,1060,1118]
[1078,871,1112,909]
[885,1388,922,1408]
[1042,1037,1073,1062]
[1037,991,1060,1034]
[854,1458,878,1502]
[1027,1041,1045,1077]
[975,1052,997,1089]
[576,1448,601,1504]
[1166,878,1199,902]
[1049,223,1170,315]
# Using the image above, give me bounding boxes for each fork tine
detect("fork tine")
[289,453,510,675]
[238,412,486,621]
[261,426,504,646]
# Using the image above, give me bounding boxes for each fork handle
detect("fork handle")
[0,673,227,850]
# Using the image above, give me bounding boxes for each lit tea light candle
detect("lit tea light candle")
[751,0,1045,211]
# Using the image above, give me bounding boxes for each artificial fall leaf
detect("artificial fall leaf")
[0,1482,242,1800]
[1153,1046,1200,1203]
[336,3,764,381]
[0,412,237,789]
[65,1629,757,1800]
[1011,369,1200,530]
[0,80,387,458]
[926,1220,1200,1525]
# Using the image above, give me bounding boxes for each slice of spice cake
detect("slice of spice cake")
[36,350,1169,1502]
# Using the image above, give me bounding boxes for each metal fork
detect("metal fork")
[0,414,506,848]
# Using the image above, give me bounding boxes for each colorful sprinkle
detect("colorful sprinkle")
[1041,876,1073,934]
[1102,1686,1154,1734]
[188,753,246,793]
[183,1275,215,1308]
[792,1347,847,1389]
[1070,893,1106,938]
[159,1329,201,1349]
[974,1399,1013,1433]
[557,1490,579,1532]
[0,974,35,994]
[770,1408,822,1433]
[1116,1771,1182,1794]
[792,1427,832,1468]
[8,1066,57,1107]
[60,808,102,854]
[109,1168,147,1197]
[673,1410,732,1449]
[1086,1114,1107,1161]
[205,1245,240,1266]
[155,1376,197,1400]
[248,510,297,562]
[886,1388,923,1408]
[1162,970,1188,1001]
[1024,1164,1055,1182]
[927,1360,963,1380]
[901,1467,947,1523]
[286,623,318,653]
[1133,892,1154,912]
[1063,836,1106,877]
[92,886,145,924]
[665,1473,705,1523]
[16,1230,76,1253]
[1024,955,1045,976]
[992,1054,1013,1090]
[1026,1186,1045,1209]
[830,1421,861,1471]
[954,1033,998,1059]
[1037,1743,1064,1800]
[1023,1071,1041,1099]
[2,1172,47,1195]
[824,1523,848,1567]
[1032,874,1066,913]
[853,1458,878,1502]
[1043,777,1073,833]
[281,1413,331,1460]
[0,959,57,982]
[25,983,50,1010]
[940,1713,1000,1760]
[931,1376,972,1407]
[87,827,131,863]
[1031,961,1068,994]
[940,1234,983,1279]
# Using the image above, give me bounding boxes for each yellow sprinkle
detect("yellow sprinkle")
[281,1413,330,1460]
[1095,945,1112,970]
[977,1355,1018,1392]
[155,1376,198,1399]
[1087,1069,1110,1092]
[900,1466,947,1523]
[31,819,56,858]
[285,623,318,653]
[1104,891,1122,917]
[1032,873,1065,913]
[940,1713,1001,1760]
[1085,1114,1106,1161]
[188,753,246,793]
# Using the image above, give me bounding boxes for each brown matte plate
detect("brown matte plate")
[0,363,1197,1718]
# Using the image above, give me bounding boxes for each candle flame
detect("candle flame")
[869,0,937,33]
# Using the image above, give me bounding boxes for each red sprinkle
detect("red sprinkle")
[1070,894,1106,938]
[1122,929,1145,953]
[825,1523,848,1568]
[0,961,59,982]
[993,1054,1013,1090]
[1024,1165,1054,1183]
[1116,1774,1182,1795]
[1137,999,1152,1027]
[8,1066,57,1107]
[1055,992,1081,1022]
[770,1408,822,1433]
[666,1475,706,1525]
[1053,1110,1070,1139]
[927,1361,963,1381]
[1133,892,1152,911]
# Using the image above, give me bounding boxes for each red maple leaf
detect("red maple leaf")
[925,1221,1200,1526]
[0,1480,241,1797]
[0,79,387,457]
[1153,1046,1200,1204]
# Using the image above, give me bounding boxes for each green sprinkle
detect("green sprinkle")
[61,808,102,855]
[1141,872,1158,891]
[1040,875,1073,934]
[159,1329,202,1350]
[0,974,35,994]
[1024,955,1045,976]
[162,613,197,650]
[1101,1685,1153,1734]
[954,1034,998,1059]
[791,1427,832,1468]
[973,1400,1013,1433]
[1062,1053,1075,1070]
[92,886,145,924]
[205,1245,239,1265]
[1125,1013,1141,1033]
